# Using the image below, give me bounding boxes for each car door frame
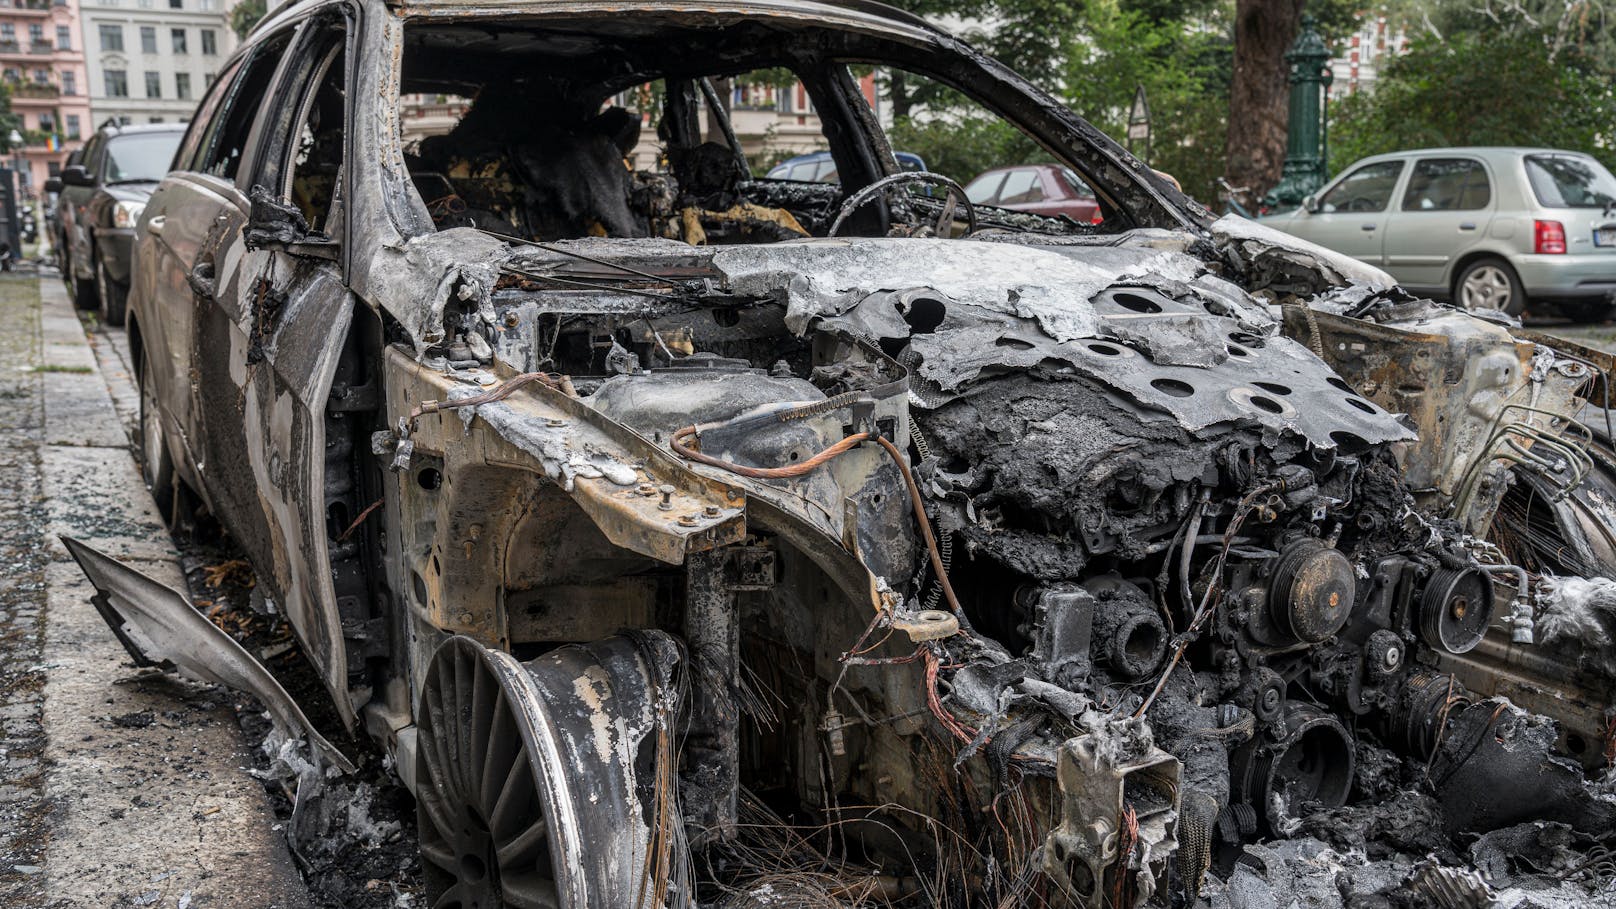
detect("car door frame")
[63,131,104,279]
[135,34,290,504]
[1383,154,1497,294]
[201,5,370,728]
[1287,156,1411,268]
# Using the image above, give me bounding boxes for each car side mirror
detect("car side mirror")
[244,185,337,260]
[43,178,63,194]
[59,165,93,187]
[1303,193,1321,214]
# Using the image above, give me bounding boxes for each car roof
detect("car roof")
[1354,146,1599,164]
[258,0,939,42]
[101,122,188,138]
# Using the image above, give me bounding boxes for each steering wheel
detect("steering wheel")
[827,172,978,238]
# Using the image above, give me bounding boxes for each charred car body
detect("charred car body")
[66,0,1616,906]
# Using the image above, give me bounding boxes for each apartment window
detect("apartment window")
[0,24,14,42]
[144,71,160,98]
[30,68,47,83]
[99,24,123,52]
[174,72,190,99]
[65,114,79,139]
[168,0,181,7]
[38,113,53,132]
[170,28,186,54]
[61,70,75,95]
[203,71,214,87]
[1,68,16,82]
[47,161,60,177]
[200,29,215,55]
[150,116,163,122]
[28,23,43,44]
[55,25,69,50]
[140,26,155,53]
[105,69,127,97]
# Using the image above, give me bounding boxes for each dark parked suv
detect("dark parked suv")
[48,122,185,326]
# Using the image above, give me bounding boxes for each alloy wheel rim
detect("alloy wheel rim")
[1461,265,1513,311]
[417,640,563,909]
[140,370,162,482]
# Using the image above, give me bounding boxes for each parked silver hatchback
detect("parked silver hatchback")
[1264,147,1616,320]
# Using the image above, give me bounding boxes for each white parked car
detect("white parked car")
[1264,147,1616,320]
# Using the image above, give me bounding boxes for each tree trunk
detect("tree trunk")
[889,69,913,121]
[1225,0,1304,200]
[705,77,733,142]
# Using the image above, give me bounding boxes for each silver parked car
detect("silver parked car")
[1264,147,1616,320]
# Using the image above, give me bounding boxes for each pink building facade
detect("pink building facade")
[0,0,91,199]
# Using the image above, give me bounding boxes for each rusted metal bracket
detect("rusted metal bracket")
[385,347,746,564]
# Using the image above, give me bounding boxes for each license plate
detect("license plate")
[1597,226,1616,247]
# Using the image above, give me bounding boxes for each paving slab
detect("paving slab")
[34,277,311,909]
[41,370,127,449]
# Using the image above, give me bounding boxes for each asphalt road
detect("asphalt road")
[0,274,310,909]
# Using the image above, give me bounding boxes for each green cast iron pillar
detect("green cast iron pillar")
[1264,15,1334,210]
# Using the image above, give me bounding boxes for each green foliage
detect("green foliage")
[886,114,1049,184]
[1330,23,1616,173]
[869,0,1616,206]
[874,0,1238,200]
[0,81,20,153]
[230,0,267,41]
[1059,0,1233,200]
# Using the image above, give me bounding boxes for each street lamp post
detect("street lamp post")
[8,128,24,197]
[1263,16,1334,211]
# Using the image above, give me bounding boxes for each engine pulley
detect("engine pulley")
[1419,567,1496,654]
[1269,538,1356,644]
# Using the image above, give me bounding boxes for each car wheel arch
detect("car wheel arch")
[1448,248,1513,298]
[127,313,145,377]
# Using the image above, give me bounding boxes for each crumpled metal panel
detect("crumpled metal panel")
[821,278,1411,448]
[63,536,356,773]
[1211,214,1396,292]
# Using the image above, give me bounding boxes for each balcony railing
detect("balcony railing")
[0,0,54,13]
[10,80,60,99]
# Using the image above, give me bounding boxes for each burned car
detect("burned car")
[68,0,1616,906]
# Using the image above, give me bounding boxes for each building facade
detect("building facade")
[0,0,92,197]
[79,0,235,128]
[1328,16,1408,101]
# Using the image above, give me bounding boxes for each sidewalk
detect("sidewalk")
[12,274,310,908]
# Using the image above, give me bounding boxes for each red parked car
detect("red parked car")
[965,163,1101,223]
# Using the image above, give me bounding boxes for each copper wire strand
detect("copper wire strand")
[672,425,871,479]
[1112,805,1139,909]
[1133,480,1282,719]
[337,497,385,542]
[669,426,964,619]
[406,371,564,431]
[876,435,964,619]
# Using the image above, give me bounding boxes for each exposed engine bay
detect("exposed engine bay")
[356,215,1616,906]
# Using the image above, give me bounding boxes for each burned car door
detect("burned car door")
[137,36,289,496]
[194,15,368,727]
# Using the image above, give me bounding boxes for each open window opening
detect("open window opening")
[395,20,1114,246]
[286,41,347,234]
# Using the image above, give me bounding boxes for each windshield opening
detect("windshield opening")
[395,19,1114,245]
[105,132,183,183]
[1525,154,1616,210]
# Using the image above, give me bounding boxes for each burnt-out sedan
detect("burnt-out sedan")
[67,0,1616,906]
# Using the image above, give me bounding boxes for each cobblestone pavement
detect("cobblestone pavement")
[0,274,50,906]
